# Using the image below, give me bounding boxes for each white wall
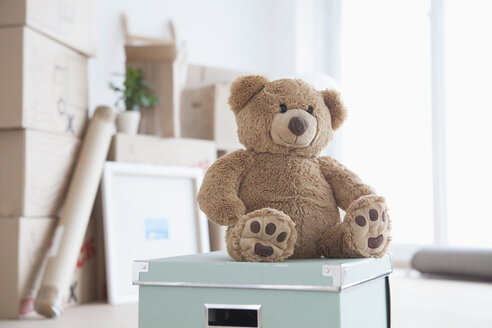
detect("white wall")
[88,0,342,114]
[88,0,313,113]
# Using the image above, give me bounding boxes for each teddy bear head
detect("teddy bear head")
[229,75,347,157]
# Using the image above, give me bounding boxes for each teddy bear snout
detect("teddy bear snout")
[270,108,317,148]
[288,116,308,136]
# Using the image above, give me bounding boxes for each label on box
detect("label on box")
[145,217,169,240]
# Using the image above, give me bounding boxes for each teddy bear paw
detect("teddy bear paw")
[229,208,297,262]
[346,195,391,257]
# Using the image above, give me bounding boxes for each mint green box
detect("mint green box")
[133,251,392,328]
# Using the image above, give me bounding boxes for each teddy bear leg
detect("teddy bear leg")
[226,208,297,262]
[318,195,391,258]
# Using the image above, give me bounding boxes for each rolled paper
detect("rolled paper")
[36,106,116,317]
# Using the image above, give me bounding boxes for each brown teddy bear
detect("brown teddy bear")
[198,75,391,262]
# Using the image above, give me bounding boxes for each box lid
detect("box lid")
[133,251,392,292]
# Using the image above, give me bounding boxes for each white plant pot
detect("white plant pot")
[116,111,141,135]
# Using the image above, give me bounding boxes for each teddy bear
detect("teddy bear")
[197,75,391,262]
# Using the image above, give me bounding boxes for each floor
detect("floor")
[390,270,492,328]
[1,269,492,328]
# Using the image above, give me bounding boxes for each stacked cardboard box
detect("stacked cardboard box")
[181,65,249,153]
[0,0,96,319]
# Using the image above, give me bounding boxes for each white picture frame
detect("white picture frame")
[101,162,210,304]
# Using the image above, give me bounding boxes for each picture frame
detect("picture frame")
[101,162,210,304]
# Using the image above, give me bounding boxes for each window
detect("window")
[341,0,433,246]
[340,0,492,250]
[445,0,492,247]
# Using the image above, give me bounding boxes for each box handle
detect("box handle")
[205,304,262,328]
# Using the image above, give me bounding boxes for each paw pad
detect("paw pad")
[348,199,390,256]
[254,243,274,257]
[265,223,276,235]
[276,232,287,242]
[355,216,366,227]
[369,209,378,221]
[250,221,260,233]
[234,209,297,262]
[368,235,383,249]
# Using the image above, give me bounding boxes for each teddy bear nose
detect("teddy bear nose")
[288,116,308,136]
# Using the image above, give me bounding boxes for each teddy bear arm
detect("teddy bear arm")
[197,150,255,226]
[318,156,376,211]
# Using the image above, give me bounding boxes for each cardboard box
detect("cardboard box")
[0,217,54,319]
[0,0,96,56]
[125,43,187,137]
[185,64,249,89]
[63,217,98,310]
[107,133,225,251]
[135,252,392,328]
[0,129,80,217]
[181,83,242,152]
[108,134,216,172]
[0,216,97,319]
[208,221,226,252]
[0,26,89,138]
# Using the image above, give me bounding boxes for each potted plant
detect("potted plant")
[109,67,158,134]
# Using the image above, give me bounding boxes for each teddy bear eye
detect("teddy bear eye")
[280,104,287,113]
[307,106,314,114]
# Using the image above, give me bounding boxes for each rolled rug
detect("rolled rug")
[411,247,492,280]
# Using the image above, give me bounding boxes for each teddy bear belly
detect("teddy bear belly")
[239,169,341,258]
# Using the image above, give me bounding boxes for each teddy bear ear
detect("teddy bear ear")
[229,75,269,113]
[321,89,347,130]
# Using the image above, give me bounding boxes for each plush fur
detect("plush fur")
[197,76,391,262]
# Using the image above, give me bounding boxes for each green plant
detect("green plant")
[109,67,158,111]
